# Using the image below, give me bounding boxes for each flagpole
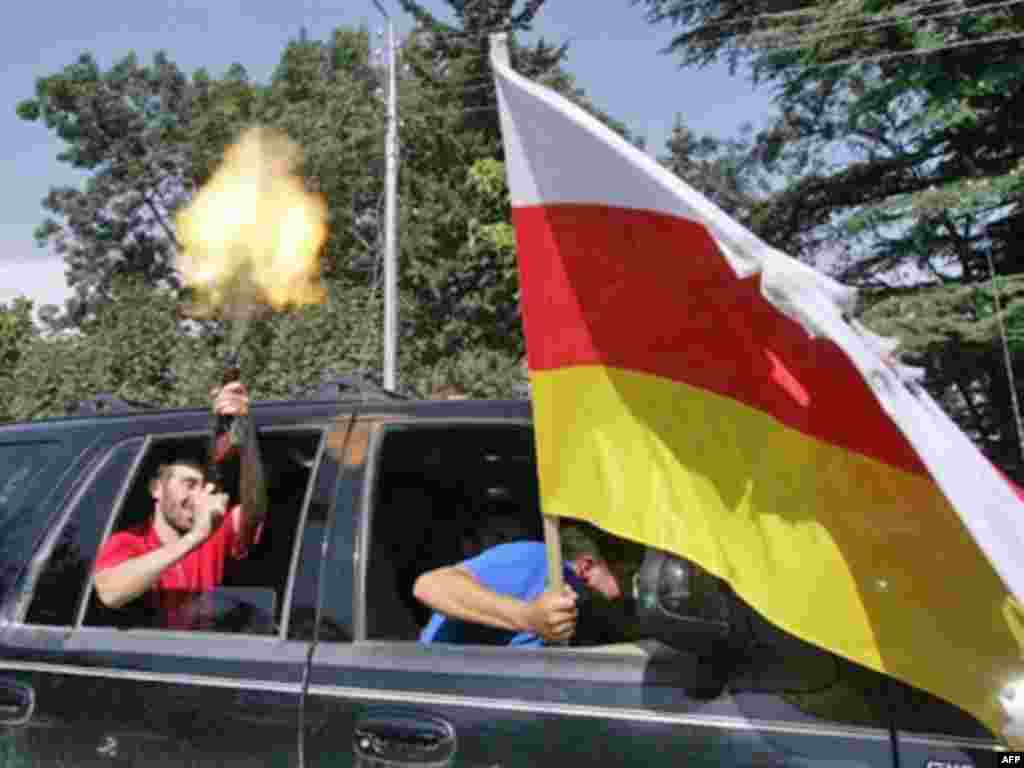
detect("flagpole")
[375,0,399,392]
[491,32,565,595]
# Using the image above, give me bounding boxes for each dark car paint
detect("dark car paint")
[0,397,1007,767]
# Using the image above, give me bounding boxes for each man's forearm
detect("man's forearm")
[413,567,530,633]
[94,535,197,609]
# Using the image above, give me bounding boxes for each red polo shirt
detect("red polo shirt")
[95,506,262,624]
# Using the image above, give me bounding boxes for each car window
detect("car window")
[329,421,894,732]
[24,438,144,626]
[357,422,648,644]
[286,439,345,641]
[0,440,73,599]
[18,428,324,637]
[196,429,323,637]
[0,442,62,514]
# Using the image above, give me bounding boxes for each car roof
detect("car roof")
[0,395,534,439]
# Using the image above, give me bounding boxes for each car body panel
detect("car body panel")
[0,396,1009,767]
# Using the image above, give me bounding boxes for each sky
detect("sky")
[0,0,775,311]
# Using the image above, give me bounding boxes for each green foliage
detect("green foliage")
[0,298,37,421]
[6,278,188,420]
[638,0,1024,477]
[660,119,777,226]
[0,297,35,367]
[974,280,1024,354]
[16,51,196,326]
[12,6,630,414]
[386,1,635,395]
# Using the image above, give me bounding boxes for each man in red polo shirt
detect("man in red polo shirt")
[94,381,268,623]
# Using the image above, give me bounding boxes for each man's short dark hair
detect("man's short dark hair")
[152,458,206,485]
[560,521,605,563]
[561,520,643,561]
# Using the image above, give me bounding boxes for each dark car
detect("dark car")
[0,382,1007,767]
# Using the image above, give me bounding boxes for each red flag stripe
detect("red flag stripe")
[514,203,928,478]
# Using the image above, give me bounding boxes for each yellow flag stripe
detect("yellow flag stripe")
[532,365,1024,739]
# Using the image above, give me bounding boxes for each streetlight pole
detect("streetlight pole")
[373,0,399,391]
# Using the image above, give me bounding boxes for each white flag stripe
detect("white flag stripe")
[490,37,1024,606]
[492,48,765,280]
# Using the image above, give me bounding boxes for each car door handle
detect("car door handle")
[0,680,35,726]
[353,710,456,766]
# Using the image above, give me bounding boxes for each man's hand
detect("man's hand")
[187,483,229,548]
[524,586,579,644]
[212,381,250,417]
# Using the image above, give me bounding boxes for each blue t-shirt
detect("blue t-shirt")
[419,541,580,647]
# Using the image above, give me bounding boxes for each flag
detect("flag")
[490,36,1024,744]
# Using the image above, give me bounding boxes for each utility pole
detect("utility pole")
[374,0,399,391]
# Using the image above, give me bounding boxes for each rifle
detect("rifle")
[207,350,243,492]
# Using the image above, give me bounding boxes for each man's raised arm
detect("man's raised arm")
[214,381,268,530]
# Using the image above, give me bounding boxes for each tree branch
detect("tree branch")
[143,195,180,250]
[955,377,989,440]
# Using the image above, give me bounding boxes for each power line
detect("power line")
[982,255,1024,465]
[442,80,496,94]
[682,0,959,35]
[361,0,1017,53]
[400,48,499,63]
[400,77,495,92]
[643,0,954,26]
[776,28,1024,68]
[734,0,1024,49]
[396,104,499,123]
[398,1,980,47]
[403,32,1024,86]
[399,22,1021,71]
[409,23,525,42]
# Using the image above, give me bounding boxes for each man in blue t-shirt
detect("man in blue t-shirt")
[415,522,628,647]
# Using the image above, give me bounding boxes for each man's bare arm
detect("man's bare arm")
[95,534,198,609]
[215,382,268,528]
[95,484,227,609]
[413,565,578,643]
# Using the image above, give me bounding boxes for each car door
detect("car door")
[0,421,342,768]
[886,676,1008,768]
[0,429,106,764]
[302,416,901,767]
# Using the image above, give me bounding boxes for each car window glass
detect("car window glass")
[0,442,62,517]
[0,441,70,599]
[353,422,893,730]
[287,442,344,641]
[0,442,85,610]
[361,423,645,644]
[80,430,321,635]
[219,430,321,636]
[25,439,143,626]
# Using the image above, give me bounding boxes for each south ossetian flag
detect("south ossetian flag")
[489,36,1024,745]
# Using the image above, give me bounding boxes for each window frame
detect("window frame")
[16,424,332,645]
[350,416,586,647]
[0,433,108,619]
[318,415,694,699]
[271,424,330,641]
[346,418,743,662]
[13,435,146,626]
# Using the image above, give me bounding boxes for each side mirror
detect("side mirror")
[634,548,734,658]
